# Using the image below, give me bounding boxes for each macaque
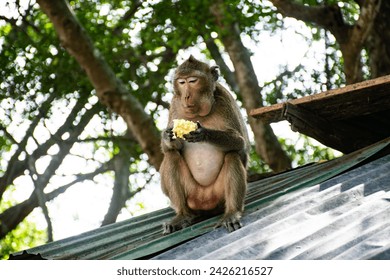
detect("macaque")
[160,55,249,234]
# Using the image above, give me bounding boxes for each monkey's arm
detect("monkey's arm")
[184,124,246,152]
[161,128,185,152]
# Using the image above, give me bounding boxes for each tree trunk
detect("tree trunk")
[366,1,390,78]
[101,145,131,226]
[36,0,163,169]
[210,2,292,172]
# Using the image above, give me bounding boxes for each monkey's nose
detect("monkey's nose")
[183,95,194,107]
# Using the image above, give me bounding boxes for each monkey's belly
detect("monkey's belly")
[183,142,224,186]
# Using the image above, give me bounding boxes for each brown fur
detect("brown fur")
[160,56,249,233]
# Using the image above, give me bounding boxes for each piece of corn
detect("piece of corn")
[172,119,197,139]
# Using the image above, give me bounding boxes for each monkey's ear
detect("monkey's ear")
[210,66,219,81]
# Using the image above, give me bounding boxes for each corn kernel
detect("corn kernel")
[172,119,197,139]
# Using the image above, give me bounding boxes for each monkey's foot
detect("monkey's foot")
[162,214,195,235]
[216,212,242,232]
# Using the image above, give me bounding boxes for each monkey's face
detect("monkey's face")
[174,74,215,119]
[173,56,219,119]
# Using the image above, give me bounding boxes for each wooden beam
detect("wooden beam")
[250,74,390,123]
[283,102,375,153]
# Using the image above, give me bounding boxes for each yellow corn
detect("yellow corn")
[172,119,197,139]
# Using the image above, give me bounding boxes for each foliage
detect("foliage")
[0,187,47,260]
[248,145,272,174]
[0,215,47,260]
[280,135,339,167]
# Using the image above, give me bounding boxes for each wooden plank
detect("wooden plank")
[250,74,390,123]
[282,102,374,153]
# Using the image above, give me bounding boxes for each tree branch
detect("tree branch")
[0,102,100,239]
[138,47,176,110]
[113,0,142,35]
[269,0,382,83]
[0,156,115,240]
[269,0,350,42]
[210,0,292,172]
[46,157,116,201]
[0,93,57,200]
[0,124,17,144]
[101,145,131,226]
[344,0,381,82]
[36,0,163,169]
[28,156,54,242]
[205,37,239,93]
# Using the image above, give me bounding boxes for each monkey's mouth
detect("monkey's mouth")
[183,105,198,113]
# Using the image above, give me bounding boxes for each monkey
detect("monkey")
[159,55,250,234]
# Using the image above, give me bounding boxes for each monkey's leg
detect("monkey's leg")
[160,150,197,234]
[215,152,247,232]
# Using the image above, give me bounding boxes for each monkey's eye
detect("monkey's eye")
[177,79,186,85]
[188,77,198,83]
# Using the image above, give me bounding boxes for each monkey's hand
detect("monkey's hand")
[162,128,184,151]
[163,128,176,141]
[184,122,208,142]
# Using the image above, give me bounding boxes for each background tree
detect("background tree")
[269,0,386,84]
[1,0,387,252]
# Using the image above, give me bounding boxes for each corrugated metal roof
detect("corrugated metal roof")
[11,138,390,260]
[154,152,390,260]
